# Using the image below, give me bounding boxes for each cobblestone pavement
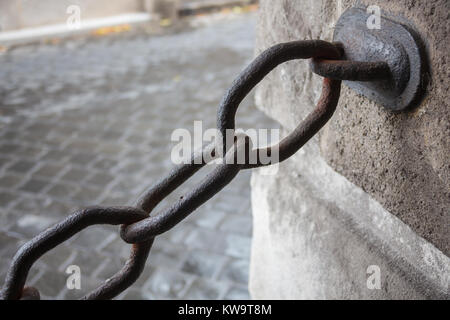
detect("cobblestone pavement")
[0,12,278,299]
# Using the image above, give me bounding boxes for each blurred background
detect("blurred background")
[0,0,281,299]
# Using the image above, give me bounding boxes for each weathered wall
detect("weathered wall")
[250,0,449,299]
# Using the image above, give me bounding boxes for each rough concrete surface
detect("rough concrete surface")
[324,0,450,255]
[250,142,449,299]
[254,0,449,254]
[250,0,449,299]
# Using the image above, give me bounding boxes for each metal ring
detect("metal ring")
[216,40,342,168]
[244,77,341,169]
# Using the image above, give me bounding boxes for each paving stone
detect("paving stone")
[142,268,193,299]
[0,157,13,170]
[0,191,19,207]
[11,213,57,238]
[40,149,69,162]
[18,178,49,194]
[223,234,251,259]
[85,172,115,187]
[60,277,103,300]
[124,149,151,163]
[65,139,98,152]
[108,178,141,195]
[45,132,73,146]
[118,161,146,175]
[218,258,249,285]
[223,285,251,300]
[46,181,79,199]
[183,278,228,300]
[71,226,115,250]
[61,249,107,278]
[131,265,155,289]
[188,206,227,229]
[75,128,102,140]
[26,265,46,285]
[125,134,146,145]
[69,152,98,166]
[100,130,124,141]
[99,194,133,206]
[212,196,247,214]
[33,163,65,178]
[100,236,134,260]
[10,195,49,214]
[11,196,74,220]
[0,232,25,258]
[120,288,154,300]
[30,266,68,298]
[219,213,252,236]
[92,157,118,171]
[60,167,90,183]
[93,257,127,280]
[15,146,46,159]
[7,160,37,174]
[1,130,22,141]
[0,209,26,231]
[45,200,77,217]
[97,143,127,156]
[184,227,227,253]
[25,123,54,136]
[71,186,104,204]
[181,250,227,278]
[163,222,194,245]
[42,244,76,272]
[148,240,189,270]
[0,143,22,155]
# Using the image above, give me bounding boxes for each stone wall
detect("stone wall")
[250,0,449,299]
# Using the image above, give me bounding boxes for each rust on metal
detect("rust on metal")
[217,40,342,159]
[1,37,394,299]
[310,59,391,81]
[330,7,427,111]
[120,133,250,244]
[0,206,148,300]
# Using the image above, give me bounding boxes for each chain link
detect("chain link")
[0,39,359,300]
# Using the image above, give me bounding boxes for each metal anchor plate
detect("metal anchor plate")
[334,7,427,111]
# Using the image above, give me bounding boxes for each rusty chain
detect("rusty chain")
[0,39,391,300]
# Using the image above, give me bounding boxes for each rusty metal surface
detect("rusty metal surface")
[1,37,393,299]
[216,40,342,165]
[310,59,390,82]
[0,206,148,300]
[331,7,427,111]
